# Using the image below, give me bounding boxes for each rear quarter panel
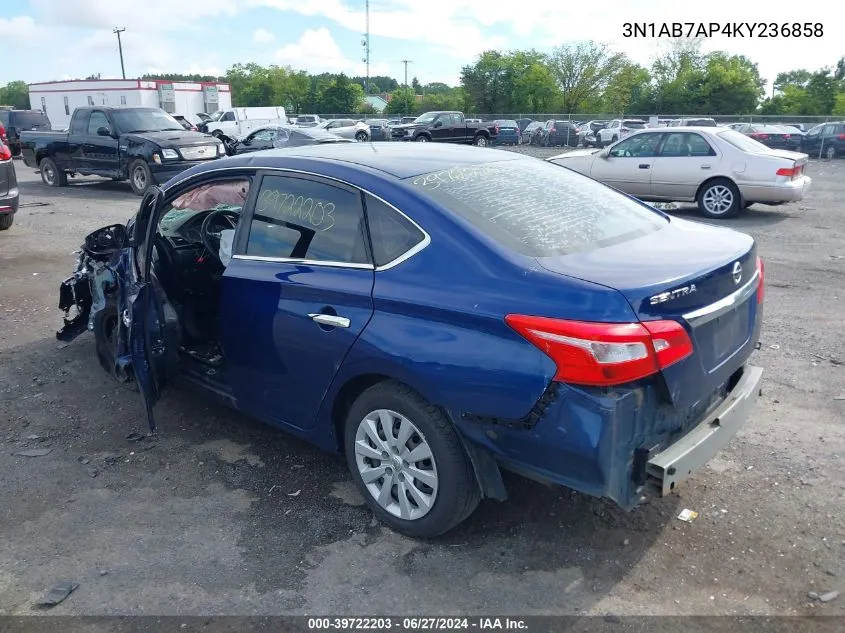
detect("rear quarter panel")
[313,175,638,446]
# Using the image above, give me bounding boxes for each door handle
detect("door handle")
[639,164,650,169]
[308,313,350,328]
[701,165,712,169]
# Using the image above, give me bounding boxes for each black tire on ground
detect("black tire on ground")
[0,214,13,231]
[697,178,742,219]
[611,135,618,143]
[93,305,120,376]
[473,134,488,147]
[344,380,481,538]
[595,137,603,149]
[128,159,154,196]
[40,157,67,187]
[825,145,836,159]
[355,131,368,142]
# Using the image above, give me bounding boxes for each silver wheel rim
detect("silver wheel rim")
[356,132,367,142]
[417,136,428,142]
[702,185,734,215]
[132,166,147,191]
[43,162,56,185]
[476,137,487,147]
[354,409,438,521]
[826,146,835,159]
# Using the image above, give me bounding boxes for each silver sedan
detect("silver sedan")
[548,127,812,219]
[318,118,371,142]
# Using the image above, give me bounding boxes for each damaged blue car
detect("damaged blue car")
[56,143,764,538]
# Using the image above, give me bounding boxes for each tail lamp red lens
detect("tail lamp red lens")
[0,144,11,161]
[776,164,803,178]
[756,256,764,304]
[0,124,6,143]
[505,315,693,387]
[750,133,769,140]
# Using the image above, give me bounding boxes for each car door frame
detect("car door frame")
[649,131,720,201]
[222,168,377,431]
[83,109,119,176]
[590,132,663,197]
[430,114,452,142]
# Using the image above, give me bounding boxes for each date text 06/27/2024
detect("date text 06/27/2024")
[622,22,824,38]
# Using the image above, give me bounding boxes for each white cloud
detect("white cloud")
[1,15,40,41]
[249,0,507,60]
[252,28,275,44]
[276,28,391,76]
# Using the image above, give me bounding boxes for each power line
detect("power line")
[113,27,126,80]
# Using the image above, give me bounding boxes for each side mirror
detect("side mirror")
[599,148,610,159]
[433,121,443,128]
[97,126,113,137]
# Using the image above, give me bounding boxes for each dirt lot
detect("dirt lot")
[0,148,843,618]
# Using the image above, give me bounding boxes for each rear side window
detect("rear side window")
[409,159,666,257]
[364,195,426,267]
[246,175,370,264]
[12,111,50,128]
[623,120,646,129]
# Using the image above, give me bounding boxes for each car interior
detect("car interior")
[153,178,251,365]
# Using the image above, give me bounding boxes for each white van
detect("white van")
[204,107,287,139]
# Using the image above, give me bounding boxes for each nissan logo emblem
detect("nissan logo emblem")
[732,261,742,285]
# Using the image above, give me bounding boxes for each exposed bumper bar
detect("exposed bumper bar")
[646,364,763,496]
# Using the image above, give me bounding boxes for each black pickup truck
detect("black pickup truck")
[391,111,499,146]
[21,107,226,195]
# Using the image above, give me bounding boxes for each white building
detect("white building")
[28,79,233,130]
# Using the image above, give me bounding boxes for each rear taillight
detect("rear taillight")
[0,144,10,161]
[837,133,845,140]
[505,315,693,387]
[750,133,769,140]
[756,257,764,304]
[0,124,6,143]
[776,164,803,179]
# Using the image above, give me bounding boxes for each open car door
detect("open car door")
[124,187,180,431]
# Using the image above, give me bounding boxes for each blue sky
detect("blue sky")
[2,0,841,94]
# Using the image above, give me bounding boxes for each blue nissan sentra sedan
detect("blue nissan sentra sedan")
[56,143,764,538]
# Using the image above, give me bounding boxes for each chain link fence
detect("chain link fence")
[327,113,839,125]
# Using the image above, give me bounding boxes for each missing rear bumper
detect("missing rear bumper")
[646,364,763,496]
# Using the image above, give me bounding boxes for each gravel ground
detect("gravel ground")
[0,148,843,618]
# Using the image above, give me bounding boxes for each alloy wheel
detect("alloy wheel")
[132,166,147,192]
[354,409,439,521]
[702,185,734,215]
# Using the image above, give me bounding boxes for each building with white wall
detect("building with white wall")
[28,79,232,130]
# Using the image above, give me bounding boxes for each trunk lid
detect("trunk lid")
[537,216,761,408]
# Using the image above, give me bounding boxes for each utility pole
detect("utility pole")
[401,59,412,115]
[361,0,370,94]
[113,27,126,79]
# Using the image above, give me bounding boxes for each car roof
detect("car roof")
[184,142,525,180]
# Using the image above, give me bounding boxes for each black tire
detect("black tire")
[697,178,741,219]
[344,380,481,538]
[825,145,836,159]
[595,137,603,149]
[128,159,154,196]
[611,135,618,143]
[414,135,429,142]
[40,157,67,187]
[473,134,489,147]
[355,131,368,142]
[93,305,119,376]
[0,214,13,231]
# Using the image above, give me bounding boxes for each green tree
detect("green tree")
[512,62,558,112]
[602,62,652,114]
[803,69,837,114]
[411,77,422,93]
[0,81,30,109]
[697,53,764,114]
[422,82,452,95]
[832,93,845,116]
[460,50,512,113]
[774,69,812,91]
[319,74,364,114]
[384,86,417,115]
[650,38,706,113]
[547,41,627,112]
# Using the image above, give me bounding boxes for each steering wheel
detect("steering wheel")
[200,208,240,263]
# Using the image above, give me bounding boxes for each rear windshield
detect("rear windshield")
[408,159,666,257]
[685,119,716,126]
[717,129,772,153]
[623,120,646,129]
[496,120,518,128]
[11,111,50,128]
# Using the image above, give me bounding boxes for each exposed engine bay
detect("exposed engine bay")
[58,179,251,371]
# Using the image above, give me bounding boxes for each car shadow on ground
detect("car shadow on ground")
[0,335,683,615]
[15,170,137,200]
[666,204,802,230]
